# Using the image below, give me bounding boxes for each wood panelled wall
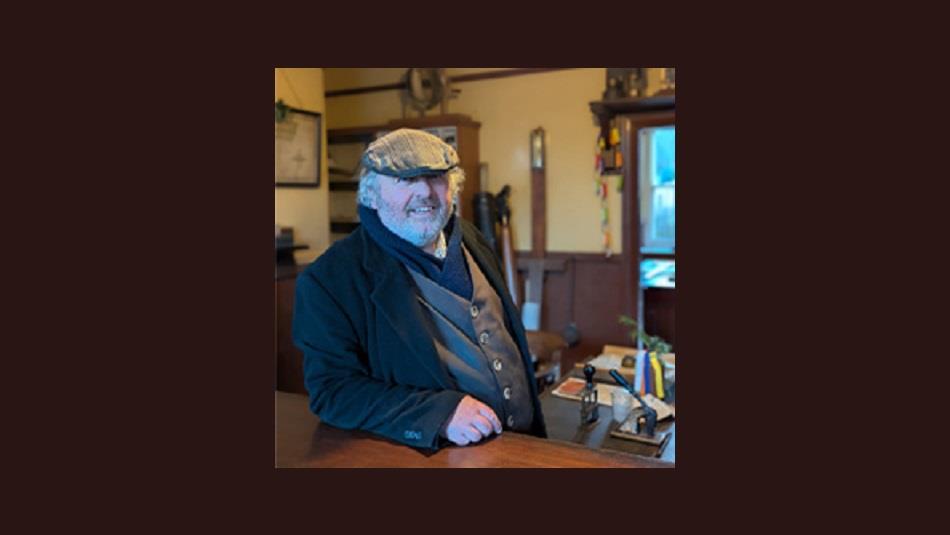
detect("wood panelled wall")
[644,288,675,351]
[515,251,633,370]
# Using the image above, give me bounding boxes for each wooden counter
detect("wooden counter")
[275,391,672,468]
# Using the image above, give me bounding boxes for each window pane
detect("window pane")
[653,128,675,186]
[652,186,675,243]
[640,126,675,251]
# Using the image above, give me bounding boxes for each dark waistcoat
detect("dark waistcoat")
[407,246,535,432]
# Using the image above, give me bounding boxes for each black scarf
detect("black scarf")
[358,204,473,300]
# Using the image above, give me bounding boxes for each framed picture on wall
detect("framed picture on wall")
[275,106,321,188]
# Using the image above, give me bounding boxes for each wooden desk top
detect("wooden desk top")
[275,391,671,468]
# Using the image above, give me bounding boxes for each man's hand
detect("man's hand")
[444,395,503,446]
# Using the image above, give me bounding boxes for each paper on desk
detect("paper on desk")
[551,377,621,406]
[585,351,676,370]
[550,378,675,420]
[601,344,639,356]
[637,393,674,420]
[587,353,634,370]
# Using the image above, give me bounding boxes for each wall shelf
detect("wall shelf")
[589,95,675,123]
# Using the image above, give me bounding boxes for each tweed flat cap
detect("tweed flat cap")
[361,128,459,178]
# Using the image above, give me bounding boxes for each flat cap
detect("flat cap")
[361,128,459,178]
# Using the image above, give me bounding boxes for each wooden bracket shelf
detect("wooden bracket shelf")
[590,95,675,142]
[589,95,675,122]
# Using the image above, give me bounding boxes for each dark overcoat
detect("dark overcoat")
[293,219,547,450]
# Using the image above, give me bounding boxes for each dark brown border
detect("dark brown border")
[59,50,845,518]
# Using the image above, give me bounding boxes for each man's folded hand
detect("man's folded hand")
[445,395,502,446]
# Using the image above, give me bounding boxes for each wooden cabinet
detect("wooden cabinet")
[275,266,307,394]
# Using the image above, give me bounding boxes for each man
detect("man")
[293,128,546,450]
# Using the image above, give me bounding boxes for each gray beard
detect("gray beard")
[376,203,452,248]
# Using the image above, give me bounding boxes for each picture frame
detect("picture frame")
[275,106,322,188]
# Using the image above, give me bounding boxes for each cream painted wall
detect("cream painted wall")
[324,68,669,253]
[275,68,328,263]
[324,68,404,91]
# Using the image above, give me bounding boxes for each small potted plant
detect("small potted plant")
[618,315,671,355]
[618,314,674,401]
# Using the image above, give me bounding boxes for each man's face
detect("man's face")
[371,172,453,248]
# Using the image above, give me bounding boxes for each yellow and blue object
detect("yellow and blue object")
[633,351,666,400]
